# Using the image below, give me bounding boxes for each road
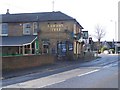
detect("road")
[2,54,119,88]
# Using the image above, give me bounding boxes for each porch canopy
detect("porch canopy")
[0,36,37,46]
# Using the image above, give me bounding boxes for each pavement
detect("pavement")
[2,57,96,80]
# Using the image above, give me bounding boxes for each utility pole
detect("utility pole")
[110,20,117,54]
[52,0,55,11]
[36,16,41,54]
[110,20,117,41]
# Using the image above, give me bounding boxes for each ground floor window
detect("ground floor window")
[57,41,73,56]
[68,43,73,51]
[42,39,50,54]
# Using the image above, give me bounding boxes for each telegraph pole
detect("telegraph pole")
[36,16,41,54]
[52,0,55,11]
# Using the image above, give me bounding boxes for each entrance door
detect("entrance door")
[43,44,49,54]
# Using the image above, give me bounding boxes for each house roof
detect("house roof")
[115,42,120,47]
[102,41,114,49]
[2,11,74,22]
[0,36,37,46]
[2,11,84,29]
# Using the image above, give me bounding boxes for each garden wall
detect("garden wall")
[2,55,55,71]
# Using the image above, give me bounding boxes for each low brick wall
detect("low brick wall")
[2,55,55,71]
[77,52,95,60]
[84,52,94,59]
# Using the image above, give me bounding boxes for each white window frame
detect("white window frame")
[0,23,8,36]
[48,23,50,27]
[73,23,76,34]
[23,23,31,35]
[33,22,38,35]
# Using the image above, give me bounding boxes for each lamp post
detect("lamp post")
[111,20,117,53]
[110,20,117,41]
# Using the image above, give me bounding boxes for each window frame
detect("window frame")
[0,23,8,36]
[33,22,38,35]
[23,23,31,35]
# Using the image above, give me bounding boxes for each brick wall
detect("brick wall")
[78,52,95,60]
[8,23,23,36]
[7,20,81,37]
[2,55,55,71]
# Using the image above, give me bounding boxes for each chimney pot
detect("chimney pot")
[6,9,10,14]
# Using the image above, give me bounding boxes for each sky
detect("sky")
[0,0,119,41]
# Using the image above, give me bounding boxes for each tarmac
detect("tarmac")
[2,58,95,80]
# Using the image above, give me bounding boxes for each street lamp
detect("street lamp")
[111,20,117,54]
[110,20,117,41]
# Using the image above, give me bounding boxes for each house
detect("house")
[101,41,112,49]
[1,10,84,59]
[92,40,117,53]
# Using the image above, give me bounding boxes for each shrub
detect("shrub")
[100,47,108,53]
[109,49,115,54]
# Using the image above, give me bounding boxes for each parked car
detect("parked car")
[103,50,110,54]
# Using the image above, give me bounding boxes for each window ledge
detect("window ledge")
[0,34,8,36]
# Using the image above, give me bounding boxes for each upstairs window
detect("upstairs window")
[23,23,31,35]
[33,22,38,35]
[73,24,76,34]
[0,23,8,36]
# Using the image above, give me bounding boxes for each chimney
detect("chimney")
[6,9,10,14]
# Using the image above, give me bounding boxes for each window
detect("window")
[23,23,31,35]
[0,23,8,36]
[73,24,76,34]
[58,28,61,31]
[53,28,56,31]
[56,28,58,31]
[69,43,73,51]
[33,22,38,35]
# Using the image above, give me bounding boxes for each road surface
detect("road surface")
[2,54,119,88]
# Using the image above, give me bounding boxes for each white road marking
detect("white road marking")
[103,62,118,68]
[38,80,66,88]
[78,69,100,77]
[40,69,101,88]
[3,68,100,88]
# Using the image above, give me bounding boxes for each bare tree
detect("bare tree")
[94,24,106,42]
[94,24,106,52]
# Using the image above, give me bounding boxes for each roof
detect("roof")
[2,11,84,29]
[0,36,37,46]
[101,41,111,49]
[115,43,120,46]
[2,11,74,22]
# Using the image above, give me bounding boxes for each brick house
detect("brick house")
[1,11,84,58]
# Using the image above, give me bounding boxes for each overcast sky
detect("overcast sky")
[0,0,119,41]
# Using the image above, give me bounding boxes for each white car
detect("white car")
[103,50,109,54]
